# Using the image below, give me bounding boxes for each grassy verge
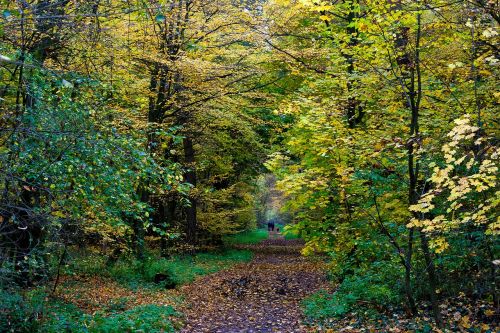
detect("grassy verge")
[223,228,269,245]
[1,248,253,332]
[0,289,180,333]
[64,248,253,288]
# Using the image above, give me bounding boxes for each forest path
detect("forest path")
[179,239,327,333]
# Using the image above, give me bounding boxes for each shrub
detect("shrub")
[40,301,86,333]
[62,250,109,278]
[303,260,404,325]
[302,289,358,322]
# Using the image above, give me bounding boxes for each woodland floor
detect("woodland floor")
[51,238,498,332]
[179,238,328,333]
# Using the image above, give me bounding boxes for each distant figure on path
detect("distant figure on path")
[267,221,275,232]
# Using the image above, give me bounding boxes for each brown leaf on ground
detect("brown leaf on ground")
[53,275,181,313]
[179,239,328,333]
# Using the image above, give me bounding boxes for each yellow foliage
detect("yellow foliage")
[415,115,498,251]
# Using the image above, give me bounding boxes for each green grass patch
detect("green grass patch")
[64,248,253,288]
[223,228,269,245]
[85,304,179,333]
[142,249,253,286]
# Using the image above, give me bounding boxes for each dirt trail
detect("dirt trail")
[179,239,327,333]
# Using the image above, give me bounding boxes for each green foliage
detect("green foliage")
[0,58,183,282]
[338,272,402,309]
[277,224,301,240]
[1,0,498,330]
[0,289,91,333]
[170,250,252,283]
[283,232,300,241]
[37,300,88,333]
[265,0,499,326]
[0,289,179,333]
[64,249,252,288]
[303,290,357,321]
[303,260,403,325]
[0,290,42,332]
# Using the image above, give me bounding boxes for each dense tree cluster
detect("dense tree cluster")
[0,0,281,285]
[266,0,498,327]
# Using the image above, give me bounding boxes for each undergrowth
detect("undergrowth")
[1,248,252,332]
[63,248,252,288]
[0,289,180,333]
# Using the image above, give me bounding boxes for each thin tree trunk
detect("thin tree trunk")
[132,218,145,261]
[183,137,197,245]
[372,191,417,314]
[51,245,67,295]
[132,189,148,261]
[160,199,177,257]
[344,0,364,128]
[407,12,442,327]
[405,227,417,314]
[420,231,443,327]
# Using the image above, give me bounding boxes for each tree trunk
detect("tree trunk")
[183,137,197,245]
[132,218,145,261]
[404,228,417,314]
[420,231,443,327]
[404,12,442,327]
[132,189,148,261]
[344,0,364,128]
[373,191,417,314]
[160,199,177,257]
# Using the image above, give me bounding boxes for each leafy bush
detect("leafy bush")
[0,288,92,333]
[339,271,402,308]
[65,252,109,276]
[281,224,301,240]
[303,289,358,321]
[0,262,18,290]
[41,302,179,333]
[303,261,403,325]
